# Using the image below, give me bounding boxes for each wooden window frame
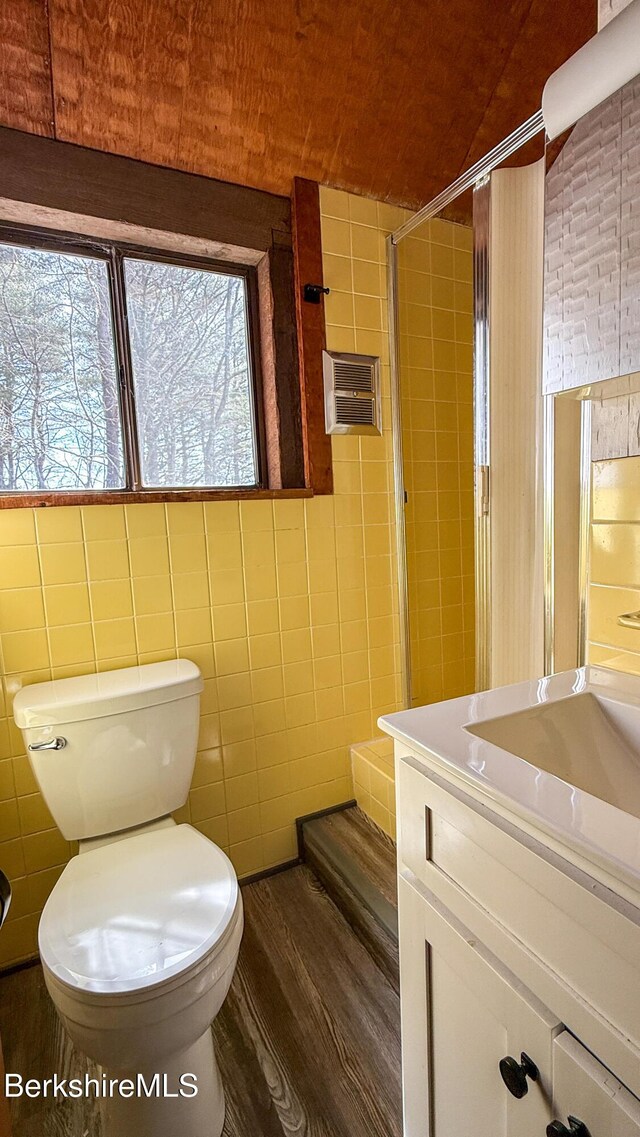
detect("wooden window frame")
[0,128,333,507]
[0,222,270,504]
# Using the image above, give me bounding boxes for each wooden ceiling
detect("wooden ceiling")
[2,0,595,209]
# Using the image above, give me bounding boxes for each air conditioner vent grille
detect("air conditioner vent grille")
[335,395,376,426]
[333,361,375,392]
[323,350,381,436]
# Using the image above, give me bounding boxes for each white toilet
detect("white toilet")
[13,659,243,1137]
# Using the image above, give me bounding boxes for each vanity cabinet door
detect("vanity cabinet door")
[399,873,560,1137]
[549,1032,640,1137]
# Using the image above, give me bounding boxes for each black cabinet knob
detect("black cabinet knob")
[547,1117,591,1137]
[499,1052,539,1098]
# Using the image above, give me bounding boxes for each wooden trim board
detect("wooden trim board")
[292,177,333,494]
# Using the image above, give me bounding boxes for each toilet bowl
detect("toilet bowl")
[13,660,242,1137]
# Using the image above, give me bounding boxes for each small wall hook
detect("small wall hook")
[303,283,330,304]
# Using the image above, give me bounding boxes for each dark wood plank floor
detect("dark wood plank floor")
[302,807,399,993]
[0,963,102,1137]
[0,865,401,1137]
[303,807,398,910]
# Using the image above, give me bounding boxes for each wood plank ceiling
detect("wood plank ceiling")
[1,0,595,209]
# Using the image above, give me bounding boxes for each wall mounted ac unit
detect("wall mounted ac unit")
[322,350,381,435]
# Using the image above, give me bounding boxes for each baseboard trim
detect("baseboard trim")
[239,857,301,887]
[0,954,40,978]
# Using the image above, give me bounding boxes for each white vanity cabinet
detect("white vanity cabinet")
[399,875,558,1137]
[393,747,640,1137]
[550,1034,640,1137]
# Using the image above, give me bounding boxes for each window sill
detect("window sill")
[0,488,314,509]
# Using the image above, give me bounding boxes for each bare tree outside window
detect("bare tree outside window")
[0,243,123,491]
[0,232,261,496]
[124,258,257,488]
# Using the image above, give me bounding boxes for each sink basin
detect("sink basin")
[465,690,640,821]
[379,666,640,897]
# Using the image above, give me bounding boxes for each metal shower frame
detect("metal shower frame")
[385,108,572,707]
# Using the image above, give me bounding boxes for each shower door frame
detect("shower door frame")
[386,110,548,707]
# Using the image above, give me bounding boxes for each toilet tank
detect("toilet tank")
[13,660,203,841]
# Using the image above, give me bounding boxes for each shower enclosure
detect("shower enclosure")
[387,121,556,708]
[391,213,475,710]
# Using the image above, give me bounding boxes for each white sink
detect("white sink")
[466,688,640,821]
[379,666,640,898]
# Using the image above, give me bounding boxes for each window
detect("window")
[0,228,263,496]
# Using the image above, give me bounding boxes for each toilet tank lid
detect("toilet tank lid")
[13,660,203,728]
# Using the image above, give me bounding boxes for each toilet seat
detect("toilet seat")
[39,824,240,998]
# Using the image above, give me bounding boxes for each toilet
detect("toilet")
[12,659,243,1137]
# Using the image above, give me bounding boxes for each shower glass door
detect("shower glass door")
[394,211,476,708]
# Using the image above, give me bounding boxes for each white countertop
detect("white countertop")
[380,666,640,899]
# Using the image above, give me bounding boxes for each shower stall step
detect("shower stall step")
[298,804,398,992]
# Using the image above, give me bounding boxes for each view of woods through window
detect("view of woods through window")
[0,236,259,493]
[0,244,123,491]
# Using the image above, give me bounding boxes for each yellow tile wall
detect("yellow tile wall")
[397,218,475,707]
[588,456,640,674]
[0,187,407,967]
[350,738,395,839]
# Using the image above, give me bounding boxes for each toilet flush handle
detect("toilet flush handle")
[28,736,67,751]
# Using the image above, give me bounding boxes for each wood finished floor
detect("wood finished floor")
[304,807,398,911]
[302,807,399,993]
[0,865,402,1137]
